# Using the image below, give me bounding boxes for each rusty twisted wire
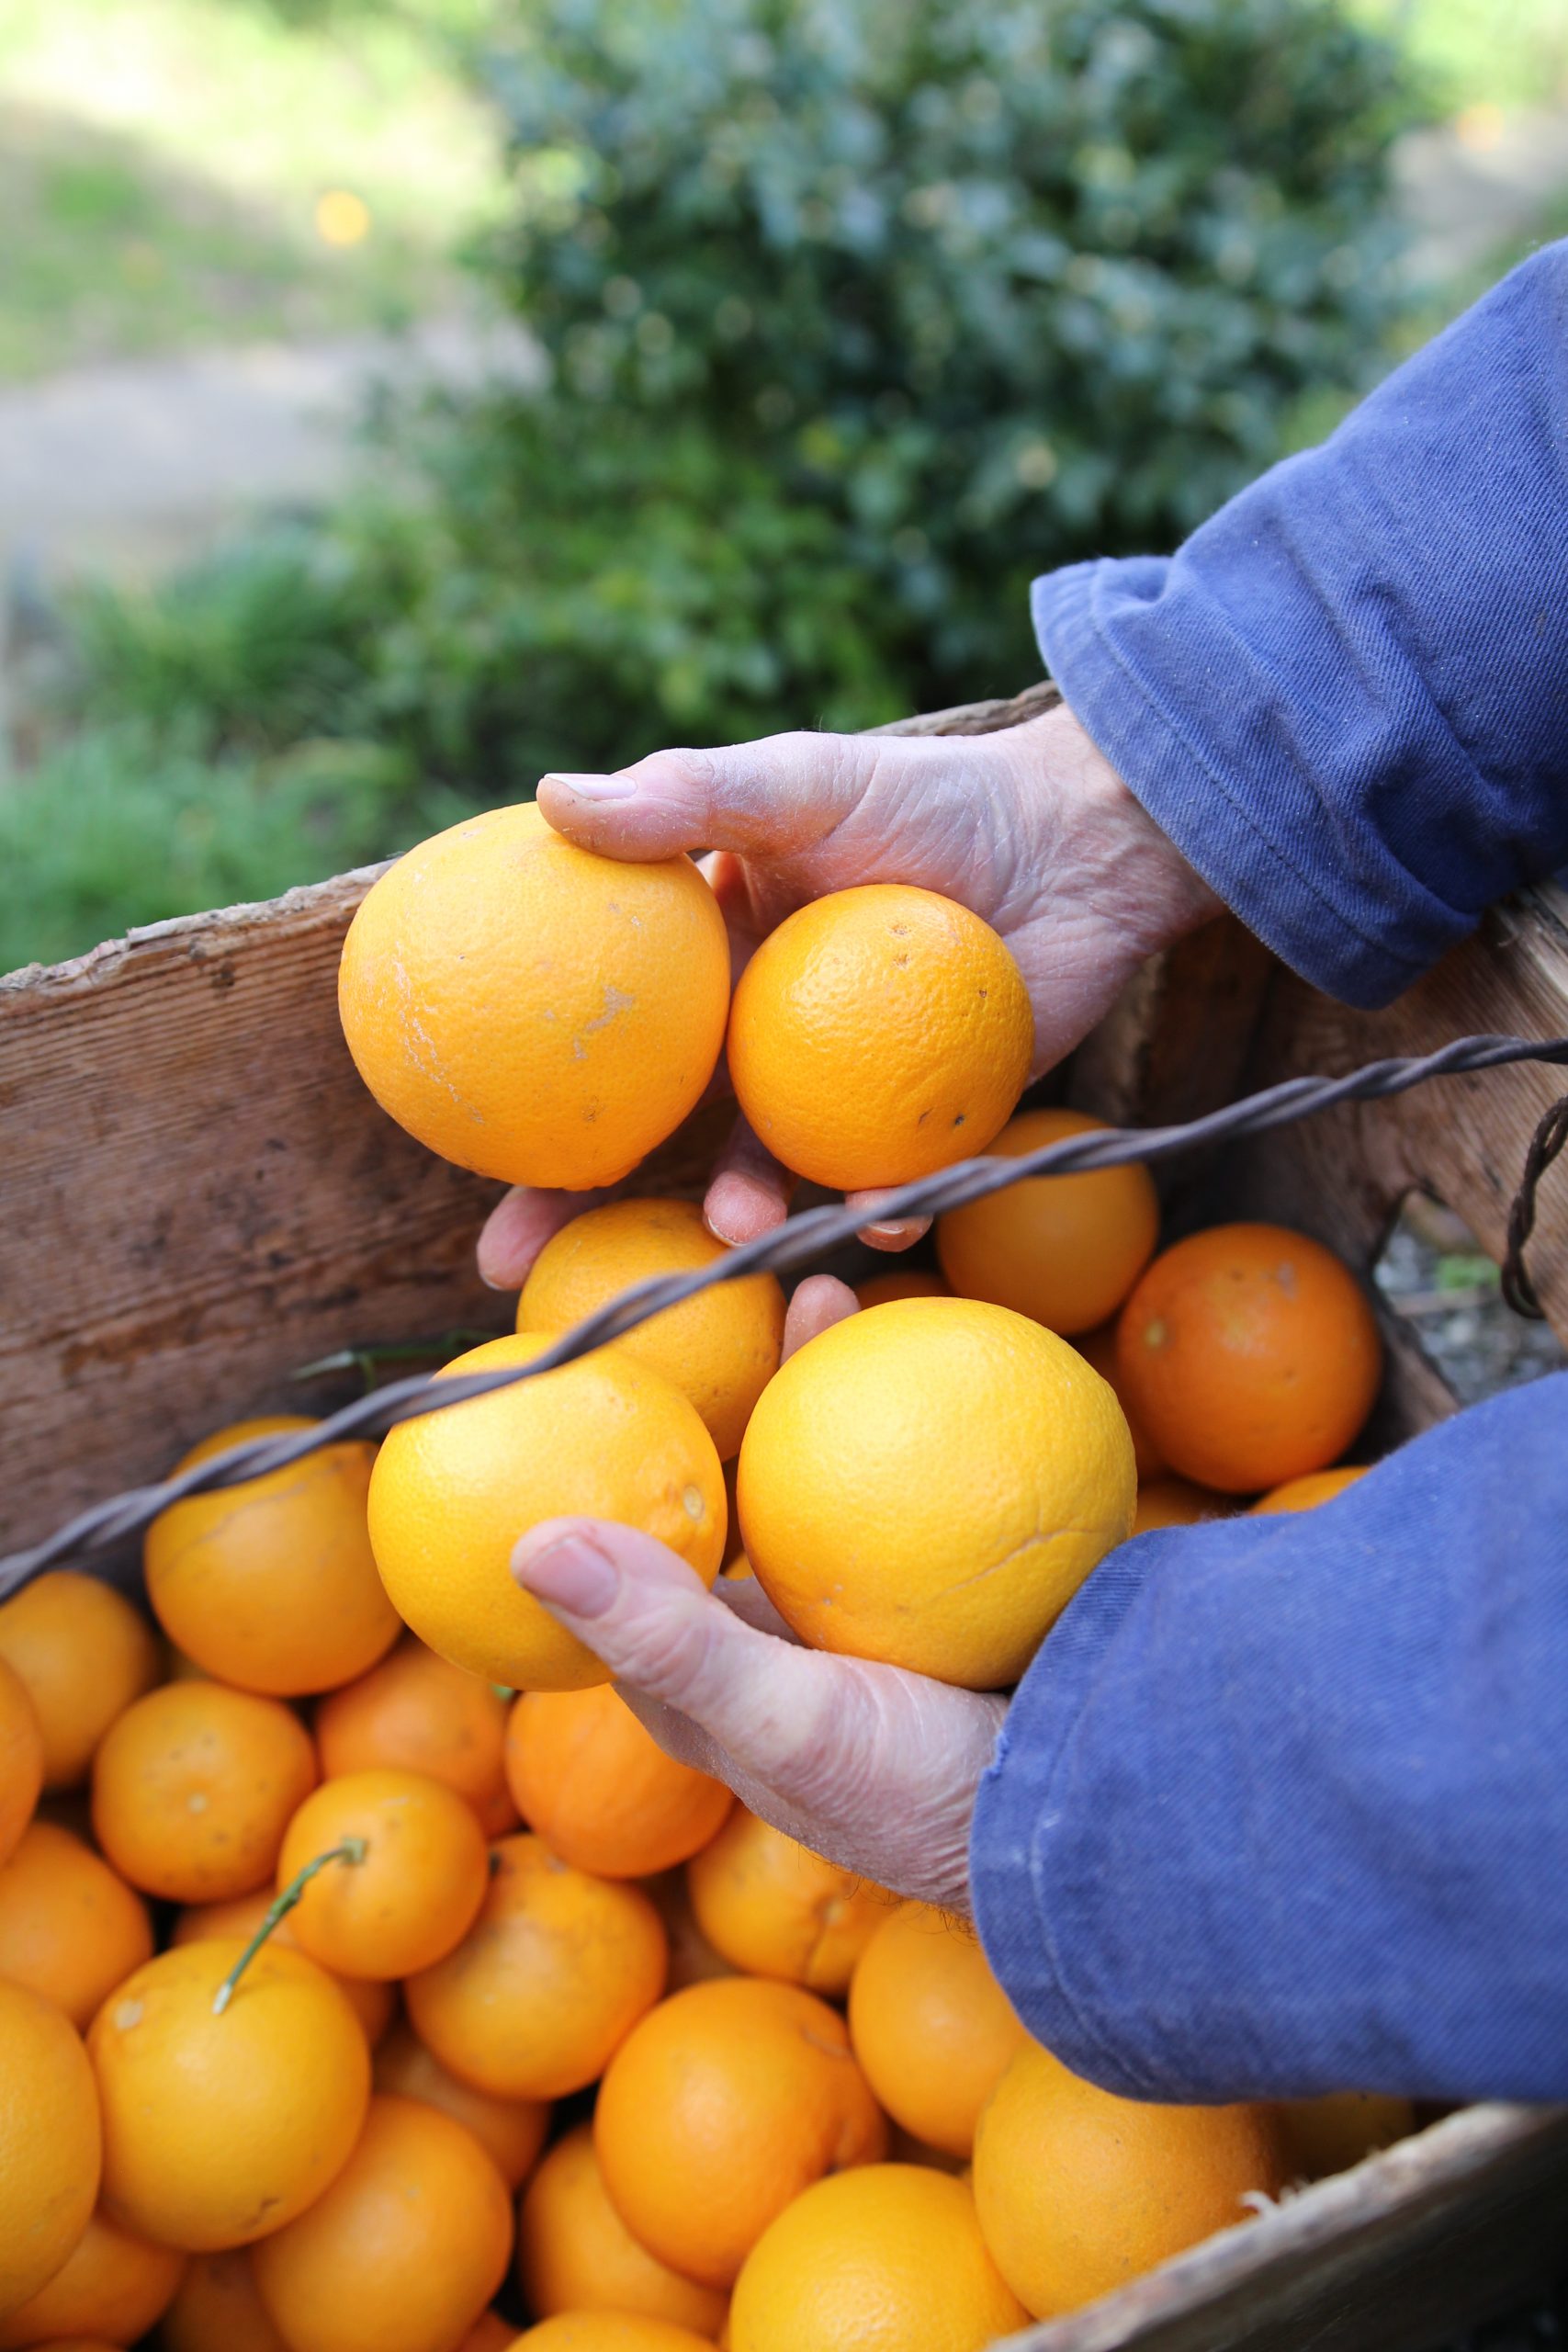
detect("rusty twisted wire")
[4,1027,1566,1599]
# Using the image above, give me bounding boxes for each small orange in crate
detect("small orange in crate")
[338,804,730,1191]
[503,1685,731,1879]
[0,1822,152,2030]
[171,1891,394,2050]
[314,1638,513,1838]
[1251,1465,1369,1514]
[275,1769,489,1982]
[1116,1223,1382,1494]
[368,1335,726,1692]
[372,2020,549,2191]
[684,1809,887,1996]
[0,1980,101,2321]
[847,1901,1029,2158]
[0,1573,159,1792]
[514,2121,729,2338]
[0,1657,43,1867]
[91,1684,317,1905]
[727,885,1032,1192]
[1133,1476,1230,1534]
[1072,1320,1167,1480]
[0,2207,184,2351]
[936,1107,1158,1335]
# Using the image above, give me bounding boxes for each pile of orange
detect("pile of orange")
[2,807,1414,2352]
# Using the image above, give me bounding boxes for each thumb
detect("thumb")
[536,730,879,863]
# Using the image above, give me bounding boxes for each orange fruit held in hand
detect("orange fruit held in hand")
[368,1335,726,1692]
[729,2164,1027,2352]
[512,2320,717,2352]
[0,1657,44,1868]
[0,1980,101,2320]
[170,1892,394,2049]
[853,1268,948,1307]
[0,1576,160,1792]
[250,2097,513,2352]
[847,1901,1029,2158]
[519,1199,785,1462]
[936,1109,1158,1336]
[1115,1224,1382,1494]
[684,1810,887,1996]
[405,1834,667,2101]
[91,1683,317,1905]
[0,1824,153,2030]
[728,885,1032,1193]
[972,2042,1284,2318]
[594,1976,887,2290]
[144,1420,399,1698]
[1275,2091,1415,2179]
[514,2121,729,2338]
[314,1638,513,1837]
[1132,1476,1229,1534]
[0,2207,185,2351]
[1250,1466,1369,1515]
[276,1769,490,1981]
[372,2020,548,2191]
[738,1297,1134,1688]
[87,1939,368,2252]
[160,2252,289,2352]
[338,803,730,1191]
[503,1685,732,1879]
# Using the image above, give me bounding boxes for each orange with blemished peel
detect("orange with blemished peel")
[91,1685,316,1906]
[275,1770,489,1982]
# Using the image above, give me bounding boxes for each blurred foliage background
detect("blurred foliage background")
[0,0,1562,970]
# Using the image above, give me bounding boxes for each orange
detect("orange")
[87,1939,368,2251]
[1251,1466,1369,1515]
[91,1683,317,1905]
[519,1200,784,1462]
[685,1811,886,1996]
[0,1576,159,1792]
[847,1903,1029,2157]
[454,2314,515,2352]
[160,2252,289,2352]
[729,2164,1027,2352]
[0,1980,101,2320]
[514,2122,728,2338]
[971,2042,1284,2317]
[1116,1224,1382,1494]
[405,1834,666,2101]
[504,1686,732,1879]
[854,1269,949,1308]
[368,1335,726,1691]
[594,1977,887,2290]
[251,2097,513,2352]
[314,1639,513,1833]
[275,1769,489,1981]
[1132,1476,1229,1534]
[144,1420,399,1698]
[0,2210,184,2350]
[1276,2092,1416,2179]
[338,803,730,1191]
[372,2021,549,2189]
[727,885,1032,1193]
[1073,1322,1167,1479]
[0,1658,43,1867]
[936,1109,1158,1336]
[0,1826,152,2030]
[737,1297,1134,1688]
[512,2322,716,2352]
[170,1892,394,2049]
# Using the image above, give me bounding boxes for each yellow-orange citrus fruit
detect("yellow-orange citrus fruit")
[160,2252,290,2352]
[729,2164,1027,2352]
[1073,1322,1167,1480]
[1116,1224,1382,1494]
[170,1892,394,2049]
[0,1577,159,1792]
[405,1834,666,2101]
[0,1658,44,1868]
[936,1109,1158,1337]
[276,1769,489,1981]
[338,804,730,1191]
[514,2122,729,2338]
[145,1421,399,1698]
[0,2209,184,2351]
[847,1903,1029,2158]
[504,1686,731,1879]
[0,1981,101,2320]
[519,1200,784,1462]
[972,2042,1284,2317]
[371,2021,549,2190]
[0,1826,152,2031]
[368,1335,726,1692]
[314,1638,513,1835]
[1132,1476,1230,1534]
[251,2097,513,2352]
[685,1811,887,1996]
[853,1269,949,1307]
[1276,2092,1416,2180]
[738,1298,1134,1688]
[512,2320,716,2352]
[91,1684,317,1905]
[1250,1466,1369,1515]
[594,1977,886,2290]
[87,1940,368,2252]
[728,886,1032,1193]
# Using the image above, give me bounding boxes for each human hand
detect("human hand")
[478,700,1216,1283]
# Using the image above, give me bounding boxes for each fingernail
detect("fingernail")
[542,772,637,802]
[513,1529,618,1618]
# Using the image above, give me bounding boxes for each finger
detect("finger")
[705,1114,795,1246]
[850,1196,934,1252]
[783,1274,858,1362]
[477,1185,610,1291]
[713,1576,801,1642]
[536,730,884,863]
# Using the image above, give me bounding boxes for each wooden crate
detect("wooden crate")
[3,685,1566,2349]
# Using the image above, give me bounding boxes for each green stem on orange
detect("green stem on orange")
[211,1838,367,2016]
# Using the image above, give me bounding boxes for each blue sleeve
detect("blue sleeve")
[970,1374,1568,2103]
[1032,242,1568,1007]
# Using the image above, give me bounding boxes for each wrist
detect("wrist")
[1034,700,1223,958]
